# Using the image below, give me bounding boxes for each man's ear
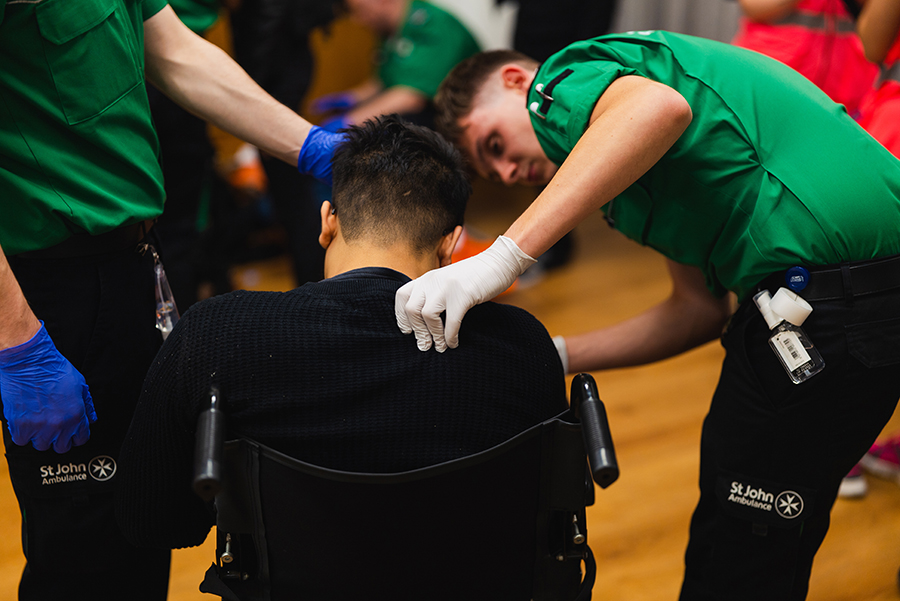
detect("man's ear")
[499,63,532,93]
[437,226,464,267]
[319,201,338,250]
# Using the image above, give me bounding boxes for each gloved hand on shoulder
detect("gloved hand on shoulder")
[395,236,536,352]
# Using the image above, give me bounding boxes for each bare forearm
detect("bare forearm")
[565,299,726,372]
[858,0,900,63]
[345,86,429,124]
[144,6,312,166]
[347,78,384,105]
[564,262,732,373]
[0,245,41,350]
[738,0,801,22]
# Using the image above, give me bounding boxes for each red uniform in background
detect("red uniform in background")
[733,0,878,116]
[858,38,900,156]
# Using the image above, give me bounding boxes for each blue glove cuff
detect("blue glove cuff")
[297,126,346,185]
[0,321,47,365]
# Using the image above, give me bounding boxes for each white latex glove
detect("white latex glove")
[395,236,536,352]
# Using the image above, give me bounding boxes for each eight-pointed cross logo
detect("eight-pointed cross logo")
[89,456,117,482]
[775,490,803,519]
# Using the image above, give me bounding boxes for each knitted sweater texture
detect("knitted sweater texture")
[116,267,566,548]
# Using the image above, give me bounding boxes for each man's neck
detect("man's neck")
[323,238,435,280]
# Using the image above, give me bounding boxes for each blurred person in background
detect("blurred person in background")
[230,0,344,286]
[310,0,480,130]
[732,0,877,117]
[857,0,900,154]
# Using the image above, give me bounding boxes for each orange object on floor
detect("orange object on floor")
[227,144,268,195]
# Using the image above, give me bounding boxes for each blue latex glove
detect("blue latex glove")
[310,91,357,115]
[320,114,353,133]
[0,322,96,453]
[297,126,346,185]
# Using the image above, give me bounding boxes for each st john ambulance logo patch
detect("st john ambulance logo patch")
[717,470,814,527]
[775,490,804,519]
[89,456,117,482]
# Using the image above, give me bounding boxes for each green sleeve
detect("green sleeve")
[528,50,641,165]
[142,0,168,21]
[378,2,480,99]
[168,0,219,34]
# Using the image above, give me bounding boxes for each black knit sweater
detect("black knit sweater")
[116,267,566,549]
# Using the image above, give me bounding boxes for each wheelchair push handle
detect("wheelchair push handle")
[193,386,225,501]
[570,374,619,489]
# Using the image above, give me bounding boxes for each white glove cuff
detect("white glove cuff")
[552,335,569,374]
[493,235,537,276]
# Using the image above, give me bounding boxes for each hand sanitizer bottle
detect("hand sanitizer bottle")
[753,288,825,384]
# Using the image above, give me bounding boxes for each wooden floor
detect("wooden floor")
[2,182,900,599]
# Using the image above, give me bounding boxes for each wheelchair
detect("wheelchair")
[193,373,618,600]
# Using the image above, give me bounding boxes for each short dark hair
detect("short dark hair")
[435,49,538,146]
[331,115,471,254]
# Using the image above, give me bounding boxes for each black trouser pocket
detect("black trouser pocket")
[845,316,900,368]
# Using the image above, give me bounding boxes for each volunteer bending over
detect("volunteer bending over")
[395,31,900,600]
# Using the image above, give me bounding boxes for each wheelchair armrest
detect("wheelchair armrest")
[193,386,225,502]
[570,374,619,489]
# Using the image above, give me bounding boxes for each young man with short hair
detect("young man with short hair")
[115,115,567,552]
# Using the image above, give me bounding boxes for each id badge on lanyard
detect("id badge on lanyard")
[138,243,180,340]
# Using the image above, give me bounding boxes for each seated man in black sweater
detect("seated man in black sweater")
[115,115,567,550]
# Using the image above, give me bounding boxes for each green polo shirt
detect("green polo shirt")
[528,31,900,301]
[379,0,480,99]
[0,0,167,255]
[168,0,218,35]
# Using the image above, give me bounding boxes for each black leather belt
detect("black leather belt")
[13,220,155,260]
[756,254,900,302]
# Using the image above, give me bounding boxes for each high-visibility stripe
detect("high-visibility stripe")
[772,12,857,33]
[880,62,900,86]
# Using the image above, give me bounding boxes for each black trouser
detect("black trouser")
[680,283,900,600]
[2,245,170,600]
